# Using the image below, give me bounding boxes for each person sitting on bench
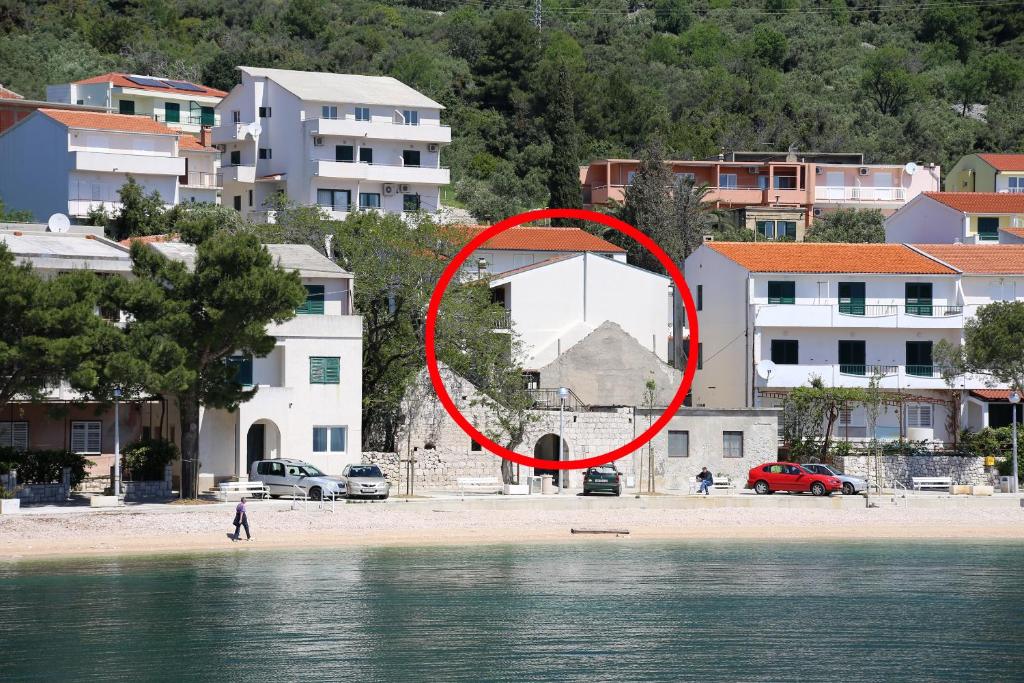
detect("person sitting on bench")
[696,467,714,495]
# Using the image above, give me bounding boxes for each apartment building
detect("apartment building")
[945,153,1024,193]
[885,192,1024,244]
[0,109,188,220]
[580,151,938,240]
[0,84,111,135]
[177,133,221,204]
[46,73,226,135]
[457,225,627,277]
[212,66,450,222]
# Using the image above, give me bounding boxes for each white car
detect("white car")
[250,459,346,500]
[802,463,866,495]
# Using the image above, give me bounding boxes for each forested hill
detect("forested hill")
[2,1,1022,220]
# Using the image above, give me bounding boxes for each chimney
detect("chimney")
[199,126,212,148]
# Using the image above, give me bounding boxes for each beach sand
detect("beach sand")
[1,495,1022,561]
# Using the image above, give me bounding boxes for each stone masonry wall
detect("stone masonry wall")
[122,465,174,501]
[2,470,70,503]
[841,455,987,487]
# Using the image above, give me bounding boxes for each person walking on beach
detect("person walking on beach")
[696,467,714,495]
[232,497,251,541]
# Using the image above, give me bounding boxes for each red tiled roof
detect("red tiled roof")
[178,135,217,152]
[923,192,1024,213]
[458,225,626,253]
[0,84,23,100]
[970,389,1015,401]
[977,154,1024,172]
[914,244,1024,274]
[73,72,227,98]
[706,242,956,274]
[40,108,177,135]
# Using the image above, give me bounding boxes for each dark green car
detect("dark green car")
[583,465,622,496]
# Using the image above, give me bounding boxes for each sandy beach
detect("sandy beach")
[1,494,1022,561]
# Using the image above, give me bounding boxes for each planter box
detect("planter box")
[0,498,20,514]
[503,484,530,496]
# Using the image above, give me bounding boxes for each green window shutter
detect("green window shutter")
[310,357,340,384]
[297,285,325,315]
[767,281,795,304]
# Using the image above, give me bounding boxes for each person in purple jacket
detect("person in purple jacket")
[232,497,251,541]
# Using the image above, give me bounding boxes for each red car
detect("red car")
[746,462,842,496]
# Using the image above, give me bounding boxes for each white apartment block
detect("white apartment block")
[685,242,1024,446]
[886,193,1024,244]
[46,72,226,135]
[212,67,451,222]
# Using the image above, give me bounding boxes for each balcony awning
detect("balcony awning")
[257,173,286,182]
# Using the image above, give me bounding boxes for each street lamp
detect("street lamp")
[558,387,568,493]
[1010,391,1020,495]
[113,387,122,502]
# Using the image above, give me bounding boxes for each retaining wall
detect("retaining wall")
[840,454,987,487]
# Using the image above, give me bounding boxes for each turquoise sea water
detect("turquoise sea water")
[1,541,1022,682]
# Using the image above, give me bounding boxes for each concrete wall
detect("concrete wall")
[885,195,964,243]
[944,155,994,192]
[0,114,70,220]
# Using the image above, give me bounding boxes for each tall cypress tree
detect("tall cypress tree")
[546,65,583,226]
[620,137,674,272]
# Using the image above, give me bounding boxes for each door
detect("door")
[874,172,893,201]
[906,341,933,377]
[246,423,265,472]
[839,340,866,375]
[905,282,933,316]
[826,172,844,199]
[838,282,865,315]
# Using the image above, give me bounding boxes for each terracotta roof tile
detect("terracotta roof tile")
[977,154,1024,172]
[923,192,1024,213]
[913,244,1024,274]
[39,108,176,135]
[457,225,625,253]
[0,84,23,100]
[706,242,956,274]
[72,72,227,98]
[177,135,217,152]
[970,389,1015,401]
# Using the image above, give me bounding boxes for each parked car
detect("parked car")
[250,459,346,500]
[746,462,842,497]
[583,465,622,496]
[801,463,866,495]
[340,464,390,500]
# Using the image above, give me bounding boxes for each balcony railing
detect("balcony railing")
[180,171,222,188]
[491,309,512,330]
[839,364,899,377]
[815,186,906,202]
[905,364,938,378]
[152,112,216,126]
[527,388,588,412]
[837,304,898,317]
[903,304,963,317]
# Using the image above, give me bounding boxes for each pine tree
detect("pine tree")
[619,138,674,272]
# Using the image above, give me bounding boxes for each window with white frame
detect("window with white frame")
[71,421,102,454]
[720,174,738,189]
[0,422,28,451]
[905,404,933,428]
[321,105,338,119]
[1008,176,1023,193]
[355,107,370,122]
[403,110,419,125]
[312,426,347,453]
[723,431,744,458]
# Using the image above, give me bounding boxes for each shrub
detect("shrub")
[0,448,93,487]
[121,438,179,481]
[959,427,1023,480]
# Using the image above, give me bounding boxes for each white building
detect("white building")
[177,134,221,205]
[211,66,451,222]
[488,251,671,371]
[458,225,627,277]
[684,241,1023,446]
[46,72,226,136]
[0,109,190,221]
[885,192,1024,244]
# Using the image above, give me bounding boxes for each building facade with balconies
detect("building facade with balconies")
[212,67,450,222]
[886,192,1024,244]
[684,242,1022,447]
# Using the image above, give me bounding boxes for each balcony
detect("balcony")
[755,302,962,328]
[896,304,963,328]
[210,122,255,145]
[152,112,217,128]
[306,117,451,143]
[222,164,256,184]
[492,309,512,331]
[181,171,222,189]
[755,303,832,328]
[814,186,907,203]
[757,363,952,390]
[72,151,185,176]
[309,160,450,185]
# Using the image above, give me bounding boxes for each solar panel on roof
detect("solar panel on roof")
[162,80,205,92]
[126,75,169,88]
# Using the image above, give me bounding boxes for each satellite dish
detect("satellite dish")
[756,360,777,380]
[904,162,919,175]
[247,122,262,138]
[47,213,70,233]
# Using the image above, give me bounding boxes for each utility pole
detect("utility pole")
[533,0,542,31]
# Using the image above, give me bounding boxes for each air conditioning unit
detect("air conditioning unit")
[812,207,823,217]
[748,166,760,174]
[399,184,410,193]
[383,184,394,195]
[815,166,823,175]
[313,136,323,147]
[427,143,438,153]
[702,234,715,243]
[858,167,869,175]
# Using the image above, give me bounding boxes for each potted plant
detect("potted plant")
[0,484,20,514]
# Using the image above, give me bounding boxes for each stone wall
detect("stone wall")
[1,470,70,503]
[841,454,987,487]
[122,465,174,501]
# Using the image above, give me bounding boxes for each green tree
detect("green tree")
[936,301,1024,396]
[804,208,885,243]
[474,11,538,114]
[0,197,32,223]
[107,206,306,497]
[108,177,167,241]
[672,179,721,261]
[616,138,674,272]
[860,47,915,117]
[545,65,582,224]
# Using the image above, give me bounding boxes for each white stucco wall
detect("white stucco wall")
[885,196,964,243]
[0,114,71,220]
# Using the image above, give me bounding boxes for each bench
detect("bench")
[456,477,503,495]
[911,476,952,491]
[688,476,733,494]
[218,481,270,501]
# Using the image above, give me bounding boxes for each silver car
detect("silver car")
[250,459,346,500]
[803,463,866,495]
[340,464,391,500]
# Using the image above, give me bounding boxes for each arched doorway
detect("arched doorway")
[246,419,281,473]
[533,433,569,487]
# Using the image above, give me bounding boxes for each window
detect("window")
[771,339,798,365]
[667,430,689,457]
[248,189,253,207]
[905,404,933,428]
[359,193,381,209]
[313,426,347,453]
[259,148,271,160]
[232,110,241,124]
[257,461,285,476]
[355,106,370,121]
[164,102,180,123]
[674,172,695,185]
[774,175,797,189]
[838,340,866,375]
[0,422,28,451]
[317,189,350,211]
[905,282,933,315]
[71,421,102,454]
[756,220,775,239]
[720,174,737,188]
[359,147,373,164]
[906,341,933,377]
[118,100,135,115]
[838,282,865,315]
[470,439,483,452]
[697,343,703,370]
[778,221,797,239]
[229,150,241,166]
[335,145,354,162]
[201,106,215,126]
[1009,177,1024,193]
[403,194,421,212]
[697,284,703,311]
[226,355,253,385]
[309,356,340,384]
[977,217,1000,241]
[233,195,242,211]
[723,431,744,458]
[626,171,637,185]
[767,281,795,304]
[402,150,421,167]
[403,110,419,125]
[836,408,867,438]
[297,285,325,315]
[321,105,338,119]
[258,106,271,118]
